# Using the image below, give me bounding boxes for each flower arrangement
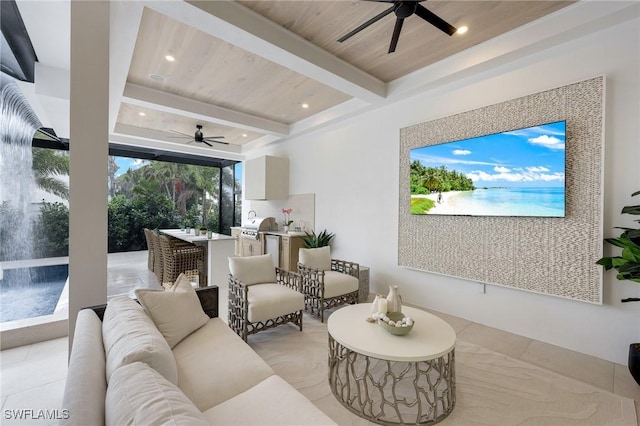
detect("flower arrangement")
[281,208,293,227]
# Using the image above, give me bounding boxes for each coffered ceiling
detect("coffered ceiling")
[20,0,617,161]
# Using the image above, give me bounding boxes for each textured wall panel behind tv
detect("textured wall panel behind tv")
[398,77,604,303]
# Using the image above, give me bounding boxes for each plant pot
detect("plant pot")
[199,229,207,235]
[629,343,640,386]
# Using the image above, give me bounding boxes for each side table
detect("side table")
[327,303,456,425]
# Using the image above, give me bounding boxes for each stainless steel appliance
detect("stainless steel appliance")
[240,216,277,240]
[265,234,280,267]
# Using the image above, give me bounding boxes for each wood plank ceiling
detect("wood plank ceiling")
[115,0,574,152]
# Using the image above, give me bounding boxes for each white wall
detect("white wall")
[258,17,640,364]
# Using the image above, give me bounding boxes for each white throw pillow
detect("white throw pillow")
[135,279,210,348]
[106,362,209,426]
[228,254,276,285]
[168,272,193,291]
[102,296,178,385]
[299,246,331,271]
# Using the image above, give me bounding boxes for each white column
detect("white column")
[68,0,109,349]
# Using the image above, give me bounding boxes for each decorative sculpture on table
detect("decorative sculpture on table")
[386,285,402,313]
[369,286,414,335]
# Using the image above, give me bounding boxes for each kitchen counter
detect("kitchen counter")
[160,229,236,287]
[263,230,307,237]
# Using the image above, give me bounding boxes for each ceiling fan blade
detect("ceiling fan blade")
[203,136,225,140]
[337,5,394,43]
[186,140,195,144]
[204,138,229,146]
[203,140,213,147]
[168,130,192,138]
[389,17,404,53]
[414,4,457,36]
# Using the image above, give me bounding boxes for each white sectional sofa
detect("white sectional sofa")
[60,283,335,425]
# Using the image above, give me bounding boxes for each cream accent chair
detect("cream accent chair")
[228,254,304,341]
[297,246,359,322]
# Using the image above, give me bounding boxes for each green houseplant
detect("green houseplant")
[301,229,335,248]
[596,190,640,385]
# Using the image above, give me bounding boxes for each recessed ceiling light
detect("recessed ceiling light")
[456,26,469,35]
[148,73,166,82]
[301,103,309,109]
[242,133,248,137]
[165,54,176,62]
[138,112,146,117]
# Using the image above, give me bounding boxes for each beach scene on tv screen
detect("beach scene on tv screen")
[410,121,566,217]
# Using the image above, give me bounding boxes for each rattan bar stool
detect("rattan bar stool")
[143,228,156,272]
[158,234,206,288]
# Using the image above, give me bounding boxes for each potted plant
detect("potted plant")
[281,208,294,232]
[199,225,207,236]
[596,190,640,385]
[301,229,335,248]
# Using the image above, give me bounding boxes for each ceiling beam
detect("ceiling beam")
[109,1,145,134]
[122,83,289,137]
[148,1,386,103]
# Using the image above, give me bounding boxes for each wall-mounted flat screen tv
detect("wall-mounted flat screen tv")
[410,120,566,217]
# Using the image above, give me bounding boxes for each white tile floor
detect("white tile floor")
[1,250,639,424]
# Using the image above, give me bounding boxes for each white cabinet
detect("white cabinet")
[245,155,289,200]
[241,238,263,257]
[279,235,304,271]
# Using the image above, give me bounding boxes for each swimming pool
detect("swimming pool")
[0,264,69,322]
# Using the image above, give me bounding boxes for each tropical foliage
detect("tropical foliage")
[597,190,640,302]
[301,229,335,248]
[410,197,435,215]
[33,202,69,257]
[106,159,240,252]
[18,146,240,256]
[108,192,180,253]
[410,161,475,194]
[32,147,69,200]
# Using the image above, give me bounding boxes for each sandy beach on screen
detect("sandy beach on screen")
[412,191,465,214]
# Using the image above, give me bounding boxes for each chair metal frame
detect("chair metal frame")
[228,268,303,341]
[298,259,359,322]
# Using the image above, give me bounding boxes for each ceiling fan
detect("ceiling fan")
[168,124,228,146]
[338,0,458,53]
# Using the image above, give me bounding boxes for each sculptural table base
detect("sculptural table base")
[328,335,455,425]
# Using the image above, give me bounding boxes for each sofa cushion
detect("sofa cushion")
[135,277,209,348]
[299,246,331,271]
[105,362,209,426]
[59,309,106,426]
[203,375,336,425]
[228,254,276,285]
[247,283,304,323]
[172,318,275,411]
[323,271,359,299]
[102,296,178,385]
[168,272,193,291]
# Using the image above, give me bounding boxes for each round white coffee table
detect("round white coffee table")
[327,303,456,425]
